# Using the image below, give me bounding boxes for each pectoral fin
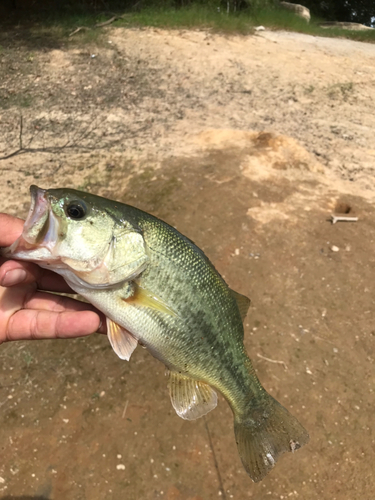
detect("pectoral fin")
[125,282,177,318]
[107,318,138,361]
[230,288,251,322]
[168,371,217,420]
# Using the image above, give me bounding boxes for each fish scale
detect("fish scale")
[139,218,248,388]
[2,185,309,482]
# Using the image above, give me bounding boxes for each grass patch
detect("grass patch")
[320,27,375,44]
[326,81,355,101]
[70,5,375,43]
[0,93,33,110]
[252,7,314,32]
[1,4,374,44]
[251,7,375,42]
[114,5,254,35]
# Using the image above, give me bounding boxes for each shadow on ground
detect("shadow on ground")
[0,497,49,500]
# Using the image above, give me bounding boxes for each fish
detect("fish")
[2,185,309,482]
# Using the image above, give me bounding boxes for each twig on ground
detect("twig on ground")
[330,214,358,224]
[312,333,335,345]
[69,14,129,37]
[122,400,129,419]
[257,353,288,371]
[0,115,102,161]
[0,145,98,161]
[69,26,91,37]
[19,114,23,150]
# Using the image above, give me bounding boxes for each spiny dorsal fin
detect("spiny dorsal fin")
[168,371,217,420]
[107,318,138,361]
[230,289,251,322]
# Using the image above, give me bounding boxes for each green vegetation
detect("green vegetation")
[300,0,374,27]
[116,4,255,34]
[1,2,374,44]
[65,4,375,43]
[0,93,33,110]
[112,5,375,43]
[248,7,375,41]
[326,81,355,101]
[22,349,34,367]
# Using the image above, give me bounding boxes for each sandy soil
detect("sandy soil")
[0,26,375,500]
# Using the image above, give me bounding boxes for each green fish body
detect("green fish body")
[3,186,309,481]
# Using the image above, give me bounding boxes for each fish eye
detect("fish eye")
[66,201,87,220]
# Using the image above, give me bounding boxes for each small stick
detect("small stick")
[121,400,129,419]
[69,14,129,37]
[257,353,288,371]
[330,215,358,224]
[69,26,91,37]
[312,333,335,345]
[0,398,9,409]
[95,16,118,28]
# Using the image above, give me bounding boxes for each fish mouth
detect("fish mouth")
[4,185,59,261]
[22,185,49,244]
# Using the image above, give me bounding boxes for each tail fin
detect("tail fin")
[234,395,309,482]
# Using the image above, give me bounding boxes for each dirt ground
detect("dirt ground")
[1,25,375,500]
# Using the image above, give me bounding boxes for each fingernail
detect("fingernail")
[1,269,27,287]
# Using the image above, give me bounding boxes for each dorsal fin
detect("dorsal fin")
[230,289,251,322]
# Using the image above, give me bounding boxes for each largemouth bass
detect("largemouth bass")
[2,185,309,481]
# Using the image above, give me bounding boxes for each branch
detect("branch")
[0,115,102,161]
[19,114,23,149]
[0,144,100,161]
[69,13,130,37]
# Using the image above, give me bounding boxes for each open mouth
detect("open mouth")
[3,185,59,261]
[22,185,50,245]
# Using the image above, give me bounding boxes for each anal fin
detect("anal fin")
[168,371,217,420]
[107,318,138,361]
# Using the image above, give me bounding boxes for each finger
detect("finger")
[24,291,107,334]
[0,214,24,247]
[0,281,107,340]
[7,284,107,334]
[5,309,102,341]
[25,290,95,312]
[0,260,74,293]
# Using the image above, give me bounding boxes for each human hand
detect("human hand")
[0,213,106,345]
